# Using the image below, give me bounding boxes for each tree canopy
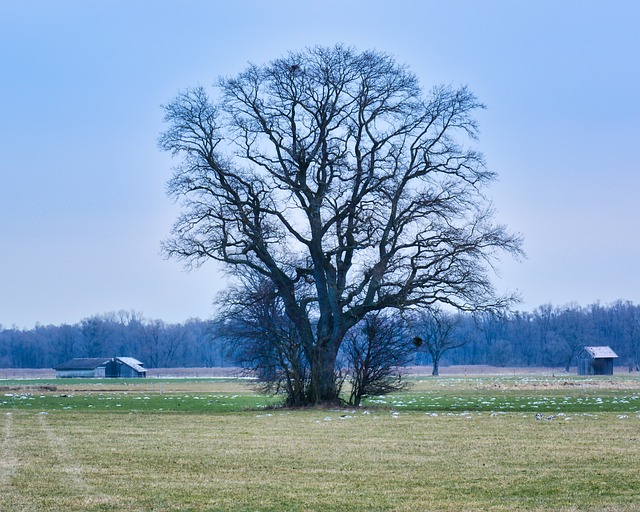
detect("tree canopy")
[159,45,522,404]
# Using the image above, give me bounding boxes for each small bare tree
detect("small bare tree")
[413,308,469,376]
[552,304,595,372]
[218,273,313,406]
[344,313,414,406]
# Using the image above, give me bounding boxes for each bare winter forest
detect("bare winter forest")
[1,300,638,371]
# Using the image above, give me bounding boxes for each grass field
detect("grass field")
[2,373,640,511]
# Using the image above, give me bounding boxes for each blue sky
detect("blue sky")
[1,1,638,328]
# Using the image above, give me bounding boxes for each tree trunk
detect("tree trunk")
[309,345,340,405]
[432,356,440,377]
[564,356,572,373]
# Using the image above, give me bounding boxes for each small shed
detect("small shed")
[577,346,618,375]
[54,357,147,378]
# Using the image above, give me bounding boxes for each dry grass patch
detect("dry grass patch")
[2,409,640,511]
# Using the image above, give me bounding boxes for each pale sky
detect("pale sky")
[1,1,638,328]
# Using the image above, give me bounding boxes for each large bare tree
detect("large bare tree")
[159,45,522,405]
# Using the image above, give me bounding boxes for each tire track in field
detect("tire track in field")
[0,413,18,488]
[36,414,113,507]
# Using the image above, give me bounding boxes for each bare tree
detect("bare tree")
[609,300,640,371]
[159,45,522,404]
[139,319,188,368]
[50,324,80,363]
[552,304,595,372]
[219,273,311,406]
[344,313,414,406]
[138,319,162,368]
[79,316,110,358]
[412,308,469,376]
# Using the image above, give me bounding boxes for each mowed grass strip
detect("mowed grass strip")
[2,409,640,511]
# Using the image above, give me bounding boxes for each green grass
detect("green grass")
[0,390,275,414]
[0,378,277,413]
[365,389,640,414]
[2,374,640,511]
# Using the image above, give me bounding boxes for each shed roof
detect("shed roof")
[53,358,112,371]
[582,346,618,359]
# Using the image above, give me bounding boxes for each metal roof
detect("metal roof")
[54,357,147,372]
[116,357,146,373]
[582,346,618,359]
[53,358,112,371]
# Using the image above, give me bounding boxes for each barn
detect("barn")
[577,346,618,376]
[54,357,147,378]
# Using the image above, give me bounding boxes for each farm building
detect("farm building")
[54,357,147,378]
[577,346,618,375]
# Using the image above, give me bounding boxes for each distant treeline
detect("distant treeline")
[433,301,640,371]
[0,311,227,369]
[1,301,639,370]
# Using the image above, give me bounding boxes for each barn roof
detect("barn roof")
[582,346,618,359]
[53,358,112,371]
[116,357,146,373]
[54,357,147,372]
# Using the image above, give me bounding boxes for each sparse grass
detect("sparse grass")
[2,375,640,511]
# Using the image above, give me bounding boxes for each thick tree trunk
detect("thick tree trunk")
[309,345,340,405]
